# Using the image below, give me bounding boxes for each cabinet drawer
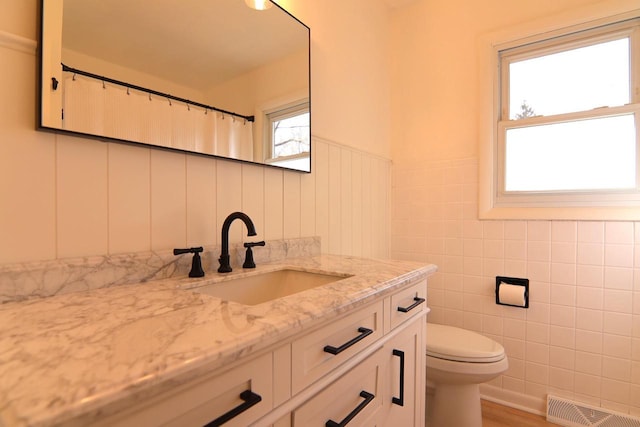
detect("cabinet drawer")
[100,352,273,427]
[291,301,384,394]
[292,347,384,427]
[389,280,427,331]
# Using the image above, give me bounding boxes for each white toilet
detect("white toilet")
[425,323,508,427]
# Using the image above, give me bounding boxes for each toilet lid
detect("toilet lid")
[426,323,505,363]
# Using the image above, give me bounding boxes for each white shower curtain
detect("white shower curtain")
[214,113,254,161]
[62,73,252,160]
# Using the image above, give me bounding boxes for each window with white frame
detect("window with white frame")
[483,15,640,219]
[264,100,310,171]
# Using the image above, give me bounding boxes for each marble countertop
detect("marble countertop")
[0,255,435,427]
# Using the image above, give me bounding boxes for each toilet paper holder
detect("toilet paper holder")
[495,276,529,308]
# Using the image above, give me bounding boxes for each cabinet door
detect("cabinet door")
[382,317,425,427]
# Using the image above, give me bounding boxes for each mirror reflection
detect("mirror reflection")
[40,0,311,172]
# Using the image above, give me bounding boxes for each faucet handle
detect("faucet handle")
[173,247,205,278]
[242,241,265,269]
[243,241,266,249]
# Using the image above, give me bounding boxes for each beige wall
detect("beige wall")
[390,0,640,416]
[0,0,392,265]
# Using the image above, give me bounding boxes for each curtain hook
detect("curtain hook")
[167,98,172,106]
[127,87,130,95]
[102,80,106,89]
[187,104,190,111]
[72,73,76,81]
[149,93,152,101]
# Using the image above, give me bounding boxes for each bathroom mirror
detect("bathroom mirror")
[39,0,311,172]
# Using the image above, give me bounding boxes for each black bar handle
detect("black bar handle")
[397,296,425,313]
[392,349,405,406]
[323,327,373,355]
[204,390,262,427]
[173,246,203,255]
[325,390,375,427]
[243,241,265,248]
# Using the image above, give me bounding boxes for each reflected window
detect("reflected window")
[265,101,310,169]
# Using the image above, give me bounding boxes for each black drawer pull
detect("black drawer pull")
[204,390,262,427]
[325,390,375,427]
[323,327,373,355]
[392,349,405,406]
[397,296,425,313]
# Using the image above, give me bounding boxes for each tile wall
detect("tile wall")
[391,157,640,416]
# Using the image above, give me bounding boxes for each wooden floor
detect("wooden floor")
[482,400,559,427]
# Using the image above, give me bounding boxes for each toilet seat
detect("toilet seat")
[426,323,505,363]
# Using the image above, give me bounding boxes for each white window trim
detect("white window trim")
[478,1,640,220]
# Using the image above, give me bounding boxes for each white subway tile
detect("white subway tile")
[526,302,550,324]
[505,357,525,379]
[576,308,603,332]
[505,221,527,240]
[528,241,551,262]
[504,260,527,277]
[603,334,632,359]
[552,221,577,242]
[575,329,603,354]
[504,319,526,339]
[605,245,634,268]
[462,220,483,238]
[575,351,602,375]
[603,312,633,336]
[601,378,630,405]
[503,377,525,393]
[483,221,504,239]
[552,242,577,264]
[577,242,604,266]
[527,322,550,344]
[602,356,632,382]
[579,222,605,243]
[550,346,575,370]
[549,367,575,392]
[577,265,604,288]
[577,287,604,310]
[606,222,634,244]
[551,284,576,306]
[463,311,483,332]
[574,373,602,398]
[604,289,633,313]
[550,305,576,328]
[604,266,634,290]
[525,362,549,385]
[505,240,527,260]
[528,261,551,282]
[527,221,551,241]
[551,264,576,286]
[483,239,505,259]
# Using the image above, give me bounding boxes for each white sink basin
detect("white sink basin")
[191,269,352,305]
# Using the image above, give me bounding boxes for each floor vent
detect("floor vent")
[547,395,640,427]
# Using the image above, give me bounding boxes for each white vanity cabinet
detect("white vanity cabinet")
[91,278,427,427]
[281,277,428,427]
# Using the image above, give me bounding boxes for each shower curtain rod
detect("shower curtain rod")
[61,63,255,122]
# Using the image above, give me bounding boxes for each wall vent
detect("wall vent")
[547,395,640,427]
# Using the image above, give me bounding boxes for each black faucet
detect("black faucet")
[218,212,257,273]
